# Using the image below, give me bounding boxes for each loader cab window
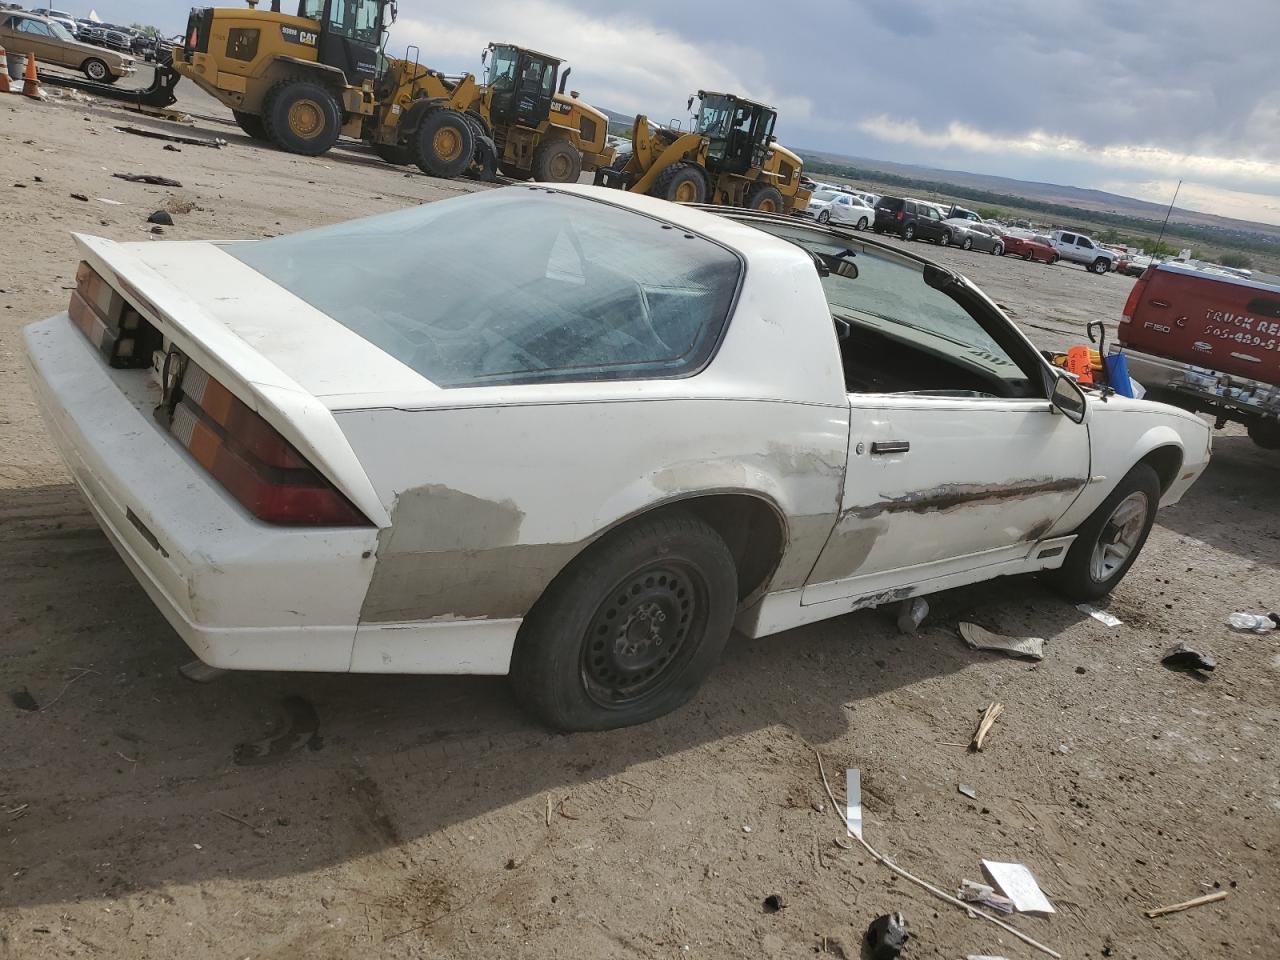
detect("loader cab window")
[324,0,379,42]
[299,0,324,18]
[488,44,519,91]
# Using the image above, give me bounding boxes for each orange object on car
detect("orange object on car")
[1065,345,1094,384]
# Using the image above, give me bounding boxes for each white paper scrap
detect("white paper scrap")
[959,622,1045,660]
[981,860,1055,914]
[1077,603,1122,627]
[844,768,862,840]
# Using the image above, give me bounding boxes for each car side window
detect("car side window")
[1059,233,1075,244]
[19,19,52,35]
[1078,237,1093,249]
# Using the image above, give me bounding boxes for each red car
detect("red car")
[1002,234,1059,263]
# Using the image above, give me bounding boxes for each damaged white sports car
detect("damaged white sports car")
[24,185,1210,730]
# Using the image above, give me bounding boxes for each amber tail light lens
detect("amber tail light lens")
[68,261,158,368]
[168,361,370,526]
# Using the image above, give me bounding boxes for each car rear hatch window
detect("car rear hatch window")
[223,189,743,388]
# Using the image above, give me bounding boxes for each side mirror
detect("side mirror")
[687,95,695,111]
[1050,373,1087,423]
[480,47,488,65]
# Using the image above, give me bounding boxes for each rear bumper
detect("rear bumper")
[1116,345,1280,421]
[21,315,377,672]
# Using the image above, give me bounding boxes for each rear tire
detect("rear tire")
[746,184,785,212]
[650,163,707,204]
[532,138,582,183]
[903,224,916,240]
[262,79,342,157]
[412,108,475,178]
[1246,419,1280,449]
[938,230,950,247]
[82,57,110,82]
[510,511,738,731]
[1044,463,1160,601]
[232,110,268,142]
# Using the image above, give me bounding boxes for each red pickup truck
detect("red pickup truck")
[1116,262,1280,448]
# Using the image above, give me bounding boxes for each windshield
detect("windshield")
[488,44,518,90]
[48,19,74,40]
[696,96,734,138]
[225,191,743,388]
[812,190,839,202]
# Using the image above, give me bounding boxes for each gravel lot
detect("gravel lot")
[2,87,1277,960]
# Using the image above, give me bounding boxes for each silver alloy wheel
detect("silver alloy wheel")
[1089,491,1148,582]
[857,216,868,230]
[85,58,108,80]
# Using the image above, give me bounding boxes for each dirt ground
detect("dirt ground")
[2,81,1278,960]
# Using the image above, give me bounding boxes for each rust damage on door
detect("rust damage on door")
[850,476,1086,520]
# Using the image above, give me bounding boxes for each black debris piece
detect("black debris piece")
[233,696,321,765]
[866,912,909,960]
[147,210,175,226]
[114,173,184,187]
[10,688,39,711]
[1162,642,1216,673]
[762,894,785,913]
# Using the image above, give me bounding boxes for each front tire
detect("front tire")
[1045,463,1160,601]
[412,108,475,178]
[650,162,707,203]
[1091,257,1109,274]
[857,216,868,230]
[262,79,342,157]
[510,512,738,731]
[1023,249,1034,261]
[993,242,1004,256]
[962,236,973,250]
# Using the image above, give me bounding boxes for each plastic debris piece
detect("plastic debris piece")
[958,784,977,800]
[970,702,1004,752]
[865,913,909,960]
[1227,612,1278,634]
[981,861,1055,914]
[845,768,863,839]
[1077,604,1122,626]
[897,597,929,634]
[959,622,1045,660]
[959,879,1015,913]
[1161,643,1216,673]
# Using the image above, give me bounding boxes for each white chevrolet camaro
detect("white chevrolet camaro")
[23,185,1211,730]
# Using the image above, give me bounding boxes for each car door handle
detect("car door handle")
[870,440,910,455]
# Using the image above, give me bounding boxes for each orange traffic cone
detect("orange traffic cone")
[0,46,10,95]
[22,50,44,100]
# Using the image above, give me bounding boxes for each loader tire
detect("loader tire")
[532,138,582,183]
[262,79,342,157]
[746,184,784,212]
[232,110,268,142]
[412,108,475,179]
[650,163,706,204]
[373,142,412,165]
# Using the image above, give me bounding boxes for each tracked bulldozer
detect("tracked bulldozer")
[366,42,614,183]
[595,91,811,213]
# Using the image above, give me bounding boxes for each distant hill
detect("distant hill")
[798,149,1280,243]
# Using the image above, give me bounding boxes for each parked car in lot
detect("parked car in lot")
[22,185,1210,730]
[1002,233,1058,263]
[873,196,950,243]
[0,12,136,82]
[944,220,1005,255]
[803,189,874,228]
[1050,231,1117,274]
[27,7,77,32]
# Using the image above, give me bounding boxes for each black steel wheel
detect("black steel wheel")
[511,511,737,731]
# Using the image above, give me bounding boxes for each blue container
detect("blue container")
[1105,351,1133,397]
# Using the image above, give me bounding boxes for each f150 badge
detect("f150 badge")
[280,24,318,46]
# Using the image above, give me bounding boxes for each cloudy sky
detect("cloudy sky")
[93,0,1280,224]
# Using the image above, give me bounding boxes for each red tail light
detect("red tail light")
[896,210,904,221]
[169,361,369,526]
[1121,272,1150,323]
[69,262,159,368]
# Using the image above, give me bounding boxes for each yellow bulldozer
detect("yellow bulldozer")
[365,42,614,182]
[595,91,811,213]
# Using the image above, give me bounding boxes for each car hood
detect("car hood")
[72,235,438,404]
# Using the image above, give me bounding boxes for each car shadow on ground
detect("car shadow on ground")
[2,483,1087,909]
[1156,431,1279,569]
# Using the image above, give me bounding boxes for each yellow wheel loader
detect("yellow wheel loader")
[366,42,613,183]
[171,0,393,156]
[595,91,811,213]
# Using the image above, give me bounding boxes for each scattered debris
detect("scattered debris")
[896,597,929,634]
[39,668,95,711]
[113,173,184,187]
[148,210,175,226]
[216,808,268,838]
[1227,612,1277,634]
[762,894,785,913]
[1161,642,1217,673]
[958,783,977,800]
[845,768,863,839]
[970,702,1004,752]
[150,226,165,235]
[9,688,38,711]
[70,192,88,201]
[967,955,1011,960]
[163,144,181,152]
[555,796,579,820]
[115,125,227,148]
[178,660,228,683]
[1077,604,1122,627]
[981,861,1055,914]
[959,622,1045,660]
[865,913,909,960]
[233,696,321,765]
[813,749,1062,958]
[96,198,124,205]
[958,879,1015,914]
[741,824,752,833]
[1144,890,1228,918]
